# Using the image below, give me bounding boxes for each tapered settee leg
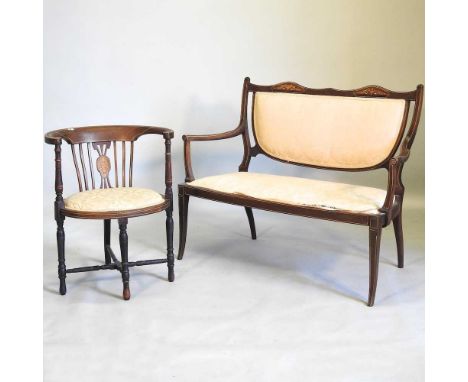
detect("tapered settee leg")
[392,210,404,268]
[244,207,257,240]
[177,188,189,260]
[368,217,383,307]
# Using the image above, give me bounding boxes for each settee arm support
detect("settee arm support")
[379,153,408,221]
[183,125,244,182]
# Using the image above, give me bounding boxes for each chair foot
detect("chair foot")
[168,269,175,282]
[245,207,257,240]
[123,284,131,300]
[367,217,382,307]
[59,280,67,295]
[177,188,189,260]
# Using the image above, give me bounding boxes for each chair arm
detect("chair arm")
[183,125,244,182]
[44,131,63,145]
[137,126,174,140]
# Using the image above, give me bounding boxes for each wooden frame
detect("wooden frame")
[178,78,424,306]
[45,125,175,300]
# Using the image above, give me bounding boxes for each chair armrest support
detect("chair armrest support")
[183,124,244,182]
[164,137,173,205]
[53,143,65,221]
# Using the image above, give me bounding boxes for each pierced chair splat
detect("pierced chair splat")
[45,125,175,300]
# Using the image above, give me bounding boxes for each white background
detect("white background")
[43,0,424,204]
[41,2,426,381]
[8,0,468,381]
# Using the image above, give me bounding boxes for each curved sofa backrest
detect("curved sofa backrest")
[252,91,407,169]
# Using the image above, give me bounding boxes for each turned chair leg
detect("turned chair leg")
[166,208,175,282]
[244,207,257,240]
[104,219,111,265]
[368,218,383,307]
[393,209,404,268]
[56,216,67,295]
[118,218,130,300]
[177,190,189,260]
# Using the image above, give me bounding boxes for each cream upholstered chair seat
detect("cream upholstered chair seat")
[64,187,165,212]
[189,172,387,214]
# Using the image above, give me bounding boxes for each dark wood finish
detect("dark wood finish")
[56,211,66,296]
[104,220,111,265]
[122,141,126,187]
[393,209,404,269]
[368,217,383,307]
[177,185,189,260]
[67,263,117,274]
[119,218,130,301]
[165,138,175,282]
[178,78,424,306]
[45,125,174,145]
[45,125,175,300]
[182,184,396,226]
[87,143,96,189]
[244,207,256,240]
[54,144,67,295]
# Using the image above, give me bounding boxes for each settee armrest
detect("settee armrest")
[183,125,244,182]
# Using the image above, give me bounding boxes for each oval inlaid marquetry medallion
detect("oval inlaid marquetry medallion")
[96,155,111,178]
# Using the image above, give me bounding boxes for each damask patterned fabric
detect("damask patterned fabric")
[253,92,406,169]
[189,172,387,214]
[64,187,165,212]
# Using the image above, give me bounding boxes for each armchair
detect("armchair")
[44,125,175,300]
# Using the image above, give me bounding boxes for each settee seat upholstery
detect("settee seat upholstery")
[64,187,165,212]
[189,172,387,214]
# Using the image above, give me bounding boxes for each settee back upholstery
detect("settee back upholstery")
[253,92,407,169]
[240,79,423,172]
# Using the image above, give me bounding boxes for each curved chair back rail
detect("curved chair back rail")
[44,125,175,300]
[45,125,174,192]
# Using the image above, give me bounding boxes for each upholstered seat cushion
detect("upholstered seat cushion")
[64,187,165,212]
[189,172,387,214]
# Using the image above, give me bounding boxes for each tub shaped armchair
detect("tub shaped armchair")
[45,125,175,300]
